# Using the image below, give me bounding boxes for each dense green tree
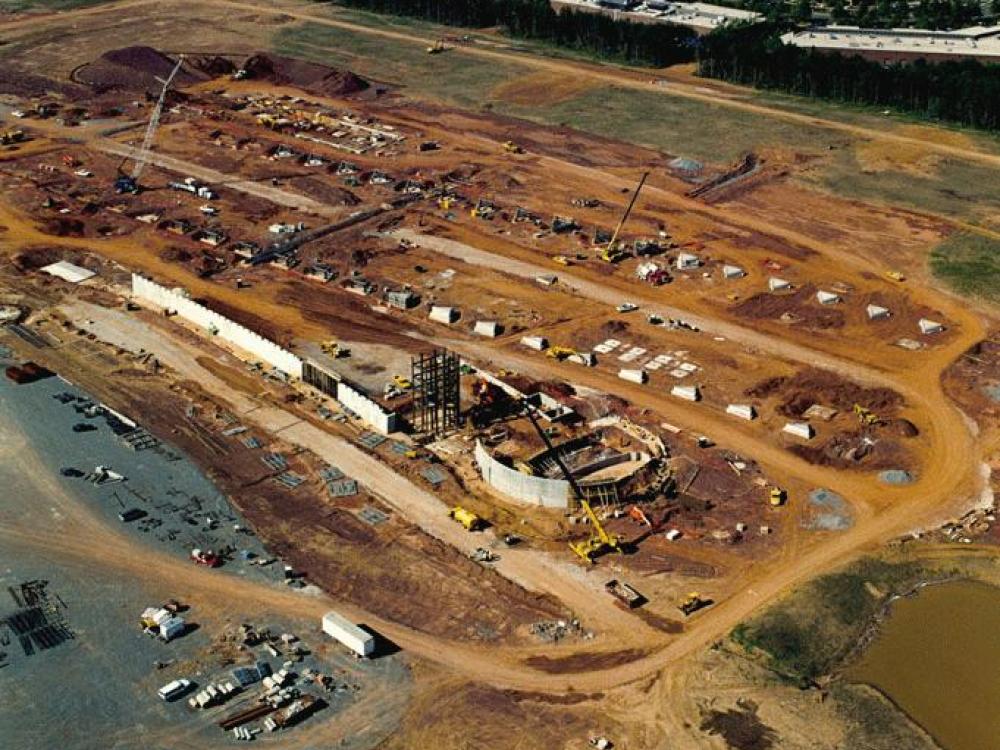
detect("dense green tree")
[697,21,1000,130]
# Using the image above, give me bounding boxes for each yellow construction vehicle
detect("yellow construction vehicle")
[0,129,25,145]
[546,345,577,360]
[320,339,348,358]
[393,374,413,390]
[448,506,484,531]
[551,255,571,266]
[600,171,649,263]
[678,592,711,616]
[438,196,454,210]
[854,404,881,426]
[426,39,447,54]
[768,487,786,507]
[497,368,517,378]
[884,270,906,282]
[569,498,623,564]
[502,140,523,154]
[516,460,535,475]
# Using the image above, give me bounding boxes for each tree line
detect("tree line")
[697,22,1000,130]
[333,0,697,66]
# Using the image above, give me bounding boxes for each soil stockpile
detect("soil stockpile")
[239,52,369,97]
[75,47,208,92]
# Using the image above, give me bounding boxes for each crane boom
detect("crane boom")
[605,171,649,255]
[131,56,185,180]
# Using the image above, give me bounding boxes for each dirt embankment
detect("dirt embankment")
[746,368,903,417]
[732,285,844,330]
[240,52,370,98]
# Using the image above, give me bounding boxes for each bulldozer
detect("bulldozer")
[426,39,447,54]
[320,340,349,358]
[551,255,571,266]
[448,506,484,531]
[853,403,881,426]
[546,345,577,361]
[884,270,906,282]
[502,140,523,154]
[678,592,711,616]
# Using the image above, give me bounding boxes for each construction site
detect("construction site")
[0,2,998,749]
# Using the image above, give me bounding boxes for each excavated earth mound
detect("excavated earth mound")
[239,52,369,97]
[75,46,209,92]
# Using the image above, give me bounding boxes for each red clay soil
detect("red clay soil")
[746,367,903,416]
[240,53,369,98]
[76,47,210,92]
[731,285,844,329]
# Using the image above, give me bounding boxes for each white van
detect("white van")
[157,678,192,701]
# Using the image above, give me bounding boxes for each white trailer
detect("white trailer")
[725,403,756,421]
[671,384,700,402]
[520,335,548,351]
[322,610,376,658]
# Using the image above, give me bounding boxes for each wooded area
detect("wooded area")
[697,22,1000,130]
[334,0,697,66]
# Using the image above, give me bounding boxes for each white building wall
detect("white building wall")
[132,274,303,378]
[474,441,570,508]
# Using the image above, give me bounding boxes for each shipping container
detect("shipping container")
[322,610,375,657]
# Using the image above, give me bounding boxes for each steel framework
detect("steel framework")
[411,349,460,435]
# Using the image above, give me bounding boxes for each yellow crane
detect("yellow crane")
[520,397,622,564]
[600,171,649,263]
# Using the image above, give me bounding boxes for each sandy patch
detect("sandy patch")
[490,71,596,105]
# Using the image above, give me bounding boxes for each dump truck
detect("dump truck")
[448,506,484,531]
[605,579,645,609]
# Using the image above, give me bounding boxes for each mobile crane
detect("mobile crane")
[114,56,185,194]
[600,171,649,263]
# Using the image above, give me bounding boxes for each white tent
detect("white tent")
[722,264,746,279]
[782,421,814,440]
[473,320,501,337]
[816,290,841,305]
[41,260,95,284]
[918,318,944,335]
[676,253,700,270]
[867,304,890,320]
[671,384,700,401]
[725,403,756,420]
[768,277,792,291]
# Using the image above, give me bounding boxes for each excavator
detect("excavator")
[853,403,881,426]
[600,171,649,263]
[520,398,622,564]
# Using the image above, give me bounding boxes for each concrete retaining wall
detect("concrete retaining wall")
[132,274,303,378]
[475,440,569,508]
[337,381,400,435]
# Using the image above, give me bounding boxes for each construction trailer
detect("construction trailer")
[322,610,375,657]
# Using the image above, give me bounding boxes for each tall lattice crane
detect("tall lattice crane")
[114,55,185,194]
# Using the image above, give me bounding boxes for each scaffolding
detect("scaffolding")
[411,349,460,436]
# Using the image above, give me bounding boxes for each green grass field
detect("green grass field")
[803,149,1000,228]
[730,558,926,684]
[930,232,1000,303]
[0,0,110,11]
[274,21,837,163]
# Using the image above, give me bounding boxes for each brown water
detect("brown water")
[848,580,1000,750]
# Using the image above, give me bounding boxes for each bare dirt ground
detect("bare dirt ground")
[1,3,999,748]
